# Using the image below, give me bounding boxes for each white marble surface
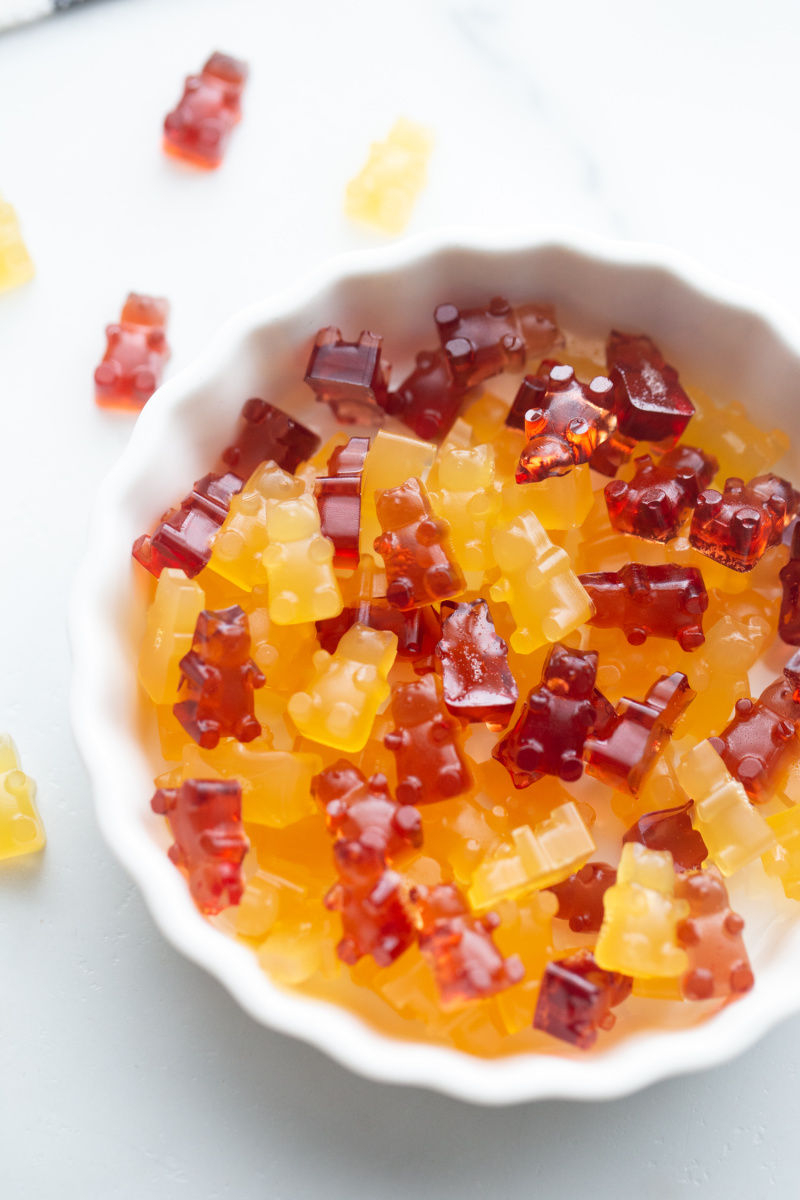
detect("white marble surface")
[2,0,799,1193]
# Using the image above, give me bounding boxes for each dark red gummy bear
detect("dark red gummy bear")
[708,689,797,803]
[584,673,696,796]
[622,800,708,870]
[384,673,472,805]
[94,293,170,409]
[580,563,709,652]
[312,760,422,862]
[324,840,415,967]
[132,471,242,578]
[547,863,617,933]
[314,436,369,567]
[515,365,616,482]
[435,599,519,727]
[604,445,718,542]
[779,523,800,645]
[434,296,561,390]
[173,606,265,749]
[748,474,800,541]
[605,330,695,447]
[381,348,466,442]
[304,327,390,424]
[588,430,640,477]
[151,778,248,914]
[220,398,320,480]
[504,358,561,431]
[374,477,465,611]
[690,476,788,572]
[675,867,754,1000]
[163,52,248,169]
[533,949,632,1050]
[411,882,524,1008]
[493,644,599,789]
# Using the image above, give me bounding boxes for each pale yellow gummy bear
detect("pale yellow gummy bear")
[344,118,433,235]
[287,623,398,753]
[763,806,800,900]
[489,511,594,654]
[138,568,205,705]
[0,735,45,859]
[208,461,304,591]
[261,493,343,624]
[178,738,322,828]
[595,843,689,978]
[503,464,594,531]
[0,196,34,293]
[429,444,500,590]
[687,386,789,484]
[359,429,436,560]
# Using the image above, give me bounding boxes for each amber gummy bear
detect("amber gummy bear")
[434,296,561,389]
[604,445,717,542]
[605,330,694,447]
[708,686,799,803]
[436,600,518,727]
[622,800,708,871]
[515,365,616,482]
[690,476,788,572]
[374,476,465,610]
[219,398,320,480]
[675,867,754,1000]
[324,840,416,966]
[163,51,248,168]
[151,778,248,913]
[174,606,265,748]
[533,949,632,1050]
[304,327,390,424]
[547,863,617,933]
[94,294,170,410]
[580,563,708,652]
[313,760,422,861]
[382,348,466,442]
[384,673,472,805]
[133,471,242,579]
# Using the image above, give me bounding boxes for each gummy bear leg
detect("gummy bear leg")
[557,754,584,783]
[396,776,424,806]
[196,721,222,750]
[677,625,705,652]
[336,936,360,965]
[425,565,462,602]
[133,366,157,400]
[386,578,414,611]
[235,715,262,743]
[438,766,470,799]
[682,967,714,1000]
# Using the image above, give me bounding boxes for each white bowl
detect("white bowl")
[70,227,800,1104]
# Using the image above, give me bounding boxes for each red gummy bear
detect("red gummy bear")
[784,649,800,703]
[749,474,800,540]
[779,523,800,645]
[381,348,466,442]
[163,52,248,169]
[434,296,561,389]
[312,760,422,861]
[622,800,708,870]
[504,358,561,431]
[324,840,415,966]
[314,436,370,567]
[533,949,632,1050]
[515,365,616,482]
[411,882,524,1008]
[604,445,718,542]
[547,862,617,933]
[584,672,696,796]
[151,778,248,914]
[605,330,695,447]
[132,471,242,578]
[304,327,390,424]
[384,673,472,805]
[493,644,599,788]
[94,294,170,410]
[675,867,754,1000]
[690,476,788,572]
[588,429,640,477]
[580,563,709,652]
[374,476,466,611]
[219,397,320,480]
[174,605,265,749]
[436,599,519,727]
[708,689,798,803]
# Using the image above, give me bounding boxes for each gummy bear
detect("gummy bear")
[763,804,800,900]
[779,523,800,645]
[374,476,466,610]
[358,429,436,559]
[749,473,800,538]
[246,598,318,693]
[0,735,45,860]
[219,398,320,480]
[493,644,599,787]
[674,867,754,1000]
[434,296,561,389]
[547,863,617,933]
[163,51,248,168]
[604,445,718,542]
[94,293,170,409]
[133,471,242,579]
[314,436,370,568]
[708,689,799,803]
[489,511,593,655]
[622,800,708,871]
[515,365,616,482]
[208,460,305,590]
[324,839,415,966]
[605,330,695,447]
[344,118,433,235]
[687,388,789,484]
[429,445,501,590]
[138,568,206,705]
[504,358,561,430]
[312,760,422,860]
[287,623,397,752]
[304,327,390,424]
[533,949,632,1049]
[384,673,472,805]
[0,194,34,293]
[151,778,248,913]
[595,843,689,978]
[580,563,709,652]
[174,606,265,748]
[435,599,518,727]
[690,476,788,572]
[260,492,343,624]
[584,673,696,796]
[382,349,466,442]
[410,883,524,1009]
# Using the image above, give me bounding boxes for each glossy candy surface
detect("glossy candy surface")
[220,398,320,480]
[94,294,170,410]
[708,689,798,802]
[434,296,560,389]
[436,600,518,727]
[174,606,265,749]
[163,51,248,168]
[534,950,631,1049]
[675,867,754,1000]
[384,673,472,805]
[382,349,465,442]
[374,476,465,611]
[325,840,415,966]
[0,735,45,860]
[314,436,369,567]
[138,569,205,705]
[690,477,787,572]
[779,524,800,645]
[623,800,708,871]
[304,327,390,424]
[595,843,689,978]
[429,445,500,589]
[604,446,717,542]
[133,471,242,579]
[344,118,433,235]
[548,863,617,934]
[261,493,343,624]
[313,761,422,860]
[605,331,695,446]
[208,460,304,590]
[580,563,709,652]
[0,194,34,292]
[515,365,616,482]
[151,778,248,913]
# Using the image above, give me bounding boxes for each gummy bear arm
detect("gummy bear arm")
[151,787,177,815]
[179,653,218,688]
[431,716,458,744]
[373,533,396,558]
[309,535,335,565]
[384,729,409,751]
[261,544,286,568]
[245,661,267,688]
[324,882,344,911]
[417,518,448,547]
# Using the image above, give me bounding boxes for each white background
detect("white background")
[2,0,800,1194]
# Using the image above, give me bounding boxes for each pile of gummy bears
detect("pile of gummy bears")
[133,293,800,1057]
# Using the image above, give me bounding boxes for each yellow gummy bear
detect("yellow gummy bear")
[460,390,509,445]
[429,445,500,590]
[261,493,343,624]
[287,623,397,752]
[0,196,34,293]
[0,735,44,859]
[468,801,595,909]
[208,461,304,591]
[178,738,322,828]
[344,118,433,235]
[666,533,750,595]
[244,593,318,693]
[137,569,205,705]
[514,465,594,531]
[687,387,789,484]
[763,806,800,901]
[359,429,436,560]
[680,613,772,738]
[595,843,689,978]
[675,739,776,875]
[489,511,594,654]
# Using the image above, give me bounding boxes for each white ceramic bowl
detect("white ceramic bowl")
[70,227,800,1104]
